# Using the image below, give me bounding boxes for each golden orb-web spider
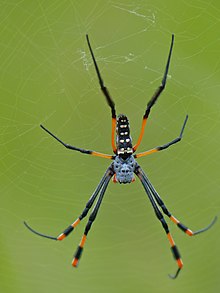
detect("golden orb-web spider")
[24,34,217,279]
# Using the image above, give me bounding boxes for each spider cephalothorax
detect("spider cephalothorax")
[24,34,216,279]
[113,155,136,184]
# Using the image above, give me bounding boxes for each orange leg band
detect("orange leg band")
[133,118,147,152]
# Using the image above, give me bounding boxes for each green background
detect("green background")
[1,1,220,292]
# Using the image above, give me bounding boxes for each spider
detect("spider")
[24,34,217,279]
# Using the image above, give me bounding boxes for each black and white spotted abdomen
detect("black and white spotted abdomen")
[116,114,133,159]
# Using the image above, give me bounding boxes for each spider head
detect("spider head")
[113,155,136,184]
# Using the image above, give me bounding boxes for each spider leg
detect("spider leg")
[72,171,113,267]
[134,115,188,158]
[138,167,217,236]
[86,34,117,153]
[24,221,57,240]
[135,166,182,279]
[40,124,114,159]
[24,167,114,241]
[133,34,174,152]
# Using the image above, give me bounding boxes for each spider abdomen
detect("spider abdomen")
[116,114,133,159]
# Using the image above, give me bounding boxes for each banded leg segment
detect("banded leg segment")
[86,35,117,153]
[72,234,87,267]
[135,167,183,279]
[167,232,183,279]
[40,124,114,160]
[138,166,217,236]
[134,115,188,159]
[133,34,174,152]
[57,168,113,241]
[24,167,114,241]
[72,173,112,267]
[111,117,117,153]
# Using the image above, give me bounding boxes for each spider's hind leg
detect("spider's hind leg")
[133,34,174,152]
[86,35,117,153]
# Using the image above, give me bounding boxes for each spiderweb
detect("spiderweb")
[1,1,220,293]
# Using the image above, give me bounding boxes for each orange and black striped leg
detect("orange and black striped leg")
[86,35,117,154]
[169,214,217,236]
[133,34,174,152]
[72,173,112,267]
[134,115,188,158]
[136,168,183,279]
[40,124,114,159]
[133,116,147,152]
[24,168,114,241]
[139,167,217,237]
[111,117,117,153]
[167,232,183,279]
[24,217,81,241]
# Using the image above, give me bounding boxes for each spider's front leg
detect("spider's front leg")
[135,166,217,279]
[72,169,113,267]
[135,167,183,279]
[24,167,113,242]
[140,167,217,236]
